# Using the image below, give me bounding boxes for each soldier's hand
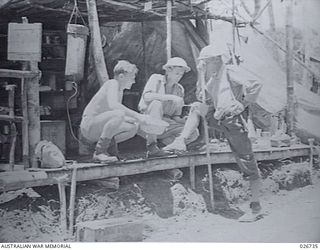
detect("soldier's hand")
[168,95,184,106]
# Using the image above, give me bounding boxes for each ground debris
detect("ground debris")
[270,162,312,190]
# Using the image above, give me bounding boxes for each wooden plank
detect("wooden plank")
[101,0,165,17]
[0,69,39,78]
[0,164,24,171]
[0,114,24,122]
[0,145,315,192]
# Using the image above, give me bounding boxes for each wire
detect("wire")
[66,81,82,144]
[68,0,87,26]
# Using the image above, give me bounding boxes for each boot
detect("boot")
[163,137,186,152]
[93,137,118,163]
[146,142,170,158]
[238,201,263,222]
[250,201,262,214]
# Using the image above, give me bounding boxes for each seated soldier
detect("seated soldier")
[80,60,148,162]
[163,44,263,220]
[138,57,199,157]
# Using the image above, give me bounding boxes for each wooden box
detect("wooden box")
[8,23,42,62]
[76,217,143,242]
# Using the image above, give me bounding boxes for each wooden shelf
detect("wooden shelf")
[0,69,40,79]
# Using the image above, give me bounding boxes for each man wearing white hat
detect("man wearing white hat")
[138,57,199,157]
[163,44,263,221]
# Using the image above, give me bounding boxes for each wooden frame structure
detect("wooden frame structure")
[0,143,316,192]
[0,68,41,170]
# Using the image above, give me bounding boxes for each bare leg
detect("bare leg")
[81,110,125,142]
[179,110,201,141]
[114,121,139,143]
[145,100,163,145]
[163,109,201,151]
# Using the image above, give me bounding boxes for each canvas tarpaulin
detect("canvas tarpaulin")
[211,21,320,143]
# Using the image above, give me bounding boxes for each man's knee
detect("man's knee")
[148,100,163,112]
[129,122,139,135]
[104,113,124,130]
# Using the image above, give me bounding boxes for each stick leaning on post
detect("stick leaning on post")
[198,61,215,211]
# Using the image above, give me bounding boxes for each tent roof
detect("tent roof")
[0,0,209,28]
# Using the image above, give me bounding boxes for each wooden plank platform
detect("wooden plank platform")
[0,144,316,192]
[0,69,39,79]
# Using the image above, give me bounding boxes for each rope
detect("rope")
[68,0,87,26]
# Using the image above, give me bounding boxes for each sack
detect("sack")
[35,140,65,169]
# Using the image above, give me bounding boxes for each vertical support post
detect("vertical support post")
[27,63,40,168]
[285,0,294,136]
[166,0,172,60]
[267,0,279,61]
[254,0,261,17]
[20,17,40,168]
[7,85,16,171]
[198,61,215,210]
[69,167,77,236]
[189,165,196,190]
[86,0,109,87]
[308,138,314,169]
[21,78,29,169]
[302,0,312,89]
[232,0,236,58]
[57,179,68,234]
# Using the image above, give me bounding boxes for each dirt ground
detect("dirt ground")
[0,162,319,243]
[143,174,320,242]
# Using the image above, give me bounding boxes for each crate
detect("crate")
[40,120,66,154]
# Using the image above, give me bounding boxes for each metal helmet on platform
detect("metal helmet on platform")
[163,57,191,72]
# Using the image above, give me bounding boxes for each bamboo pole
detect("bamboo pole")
[302,0,312,89]
[7,85,16,171]
[56,175,68,234]
[267,0,279,61]
[26,64,40,168]
[166,0,172,60]
[286,0,294,136]
[198,62,215,211]
[254,0,261,17]
[308,138,314,169]
[232,0,236,60]
[86,0,109,87]
[68,167,77,236]
[21,17,40,168]
[21,77,29,169]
